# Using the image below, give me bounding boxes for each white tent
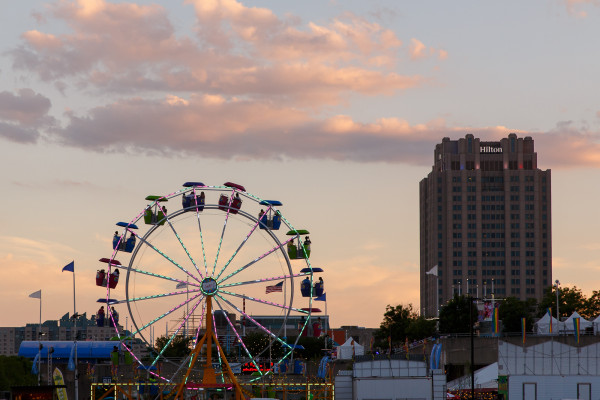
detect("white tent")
[336,337,364,359]
[447,362,498,390]
[593,315,600,335]
[534,312,563,334]
[563,311,592,333]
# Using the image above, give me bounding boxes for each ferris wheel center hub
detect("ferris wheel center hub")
[201,277,218,295]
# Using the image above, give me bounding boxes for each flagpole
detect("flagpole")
[38,292,42,386]
[325,299,328,347]
[73,262,79,400]
[436,276,439,318]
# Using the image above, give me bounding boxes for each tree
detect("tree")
[584,290,600,320]
[406,316,437,340]
[295,336,325,360]
[538,285,586,319]
[438,295,477,334]
[374,304,435,347]
[0,356,37,390]
[241,331,285,360]
[498,296,536,333]
[374,304,415,344]
[154,335,193,358]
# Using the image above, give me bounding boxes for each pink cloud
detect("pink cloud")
[40,98,600,169]
[0,89,55,143]
[409,38,427,60]
[564,0,599,17]
[0,89,52,125]
[409,38,447,61]
[6,1,600,170]
[10,0,419,106]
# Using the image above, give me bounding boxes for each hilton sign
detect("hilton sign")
[480,144,502,154]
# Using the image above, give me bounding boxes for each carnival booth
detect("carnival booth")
[337,337,364,359]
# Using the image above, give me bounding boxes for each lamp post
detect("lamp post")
[555,280,561,328]
[469,294,478,400]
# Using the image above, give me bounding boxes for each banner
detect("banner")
[477,300,494,322]
[53,367,68,400]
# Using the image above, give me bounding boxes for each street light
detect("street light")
[555,280,561,326]
[468,294,481,400]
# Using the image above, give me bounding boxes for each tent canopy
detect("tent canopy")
[336,337,364,359]
[447,362,498,390]
[563,311,592,331]
[534,313,563,334]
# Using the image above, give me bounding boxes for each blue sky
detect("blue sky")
[2,0,600,330]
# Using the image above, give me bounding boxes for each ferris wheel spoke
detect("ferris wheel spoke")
[191,194,209,278]
[219,289,305,314]
[118,264,201,288]
[129,292,204,338]
[215,293,291,349]
[148,295,204,369]
[215,215,262,281]
[191,302,206,349]
[134,230,202,284]
[158,204,204,280]
[213,297,264,377]
[218,236,295,285]
[127,288,202,304]
[211,194,236,277]
[219,273,306,290]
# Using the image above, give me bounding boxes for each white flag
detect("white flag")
[426,265,438,276]
[29,290,42,299]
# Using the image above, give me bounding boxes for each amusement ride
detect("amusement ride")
[94,182,329,400]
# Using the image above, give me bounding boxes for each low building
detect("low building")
[335,354,447,400]
[499,338,600,400]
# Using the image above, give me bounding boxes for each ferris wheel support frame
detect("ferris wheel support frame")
[174,295,245,400]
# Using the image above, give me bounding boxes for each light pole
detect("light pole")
[469,294,477,400]
[555,280,561,327]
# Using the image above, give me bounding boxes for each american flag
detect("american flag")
[266,281,283,294]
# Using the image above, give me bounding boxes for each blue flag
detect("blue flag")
[315,293,327,301]
[31,352,40,374]
[67,344,75,371]
[62,261,74,272]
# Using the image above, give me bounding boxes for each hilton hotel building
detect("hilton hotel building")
[419,134,551,317]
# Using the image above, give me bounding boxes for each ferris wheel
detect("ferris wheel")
[96,181,322,386]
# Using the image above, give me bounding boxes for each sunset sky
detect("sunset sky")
[2,0,600,331]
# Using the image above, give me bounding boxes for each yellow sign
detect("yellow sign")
[53,367,68,400]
